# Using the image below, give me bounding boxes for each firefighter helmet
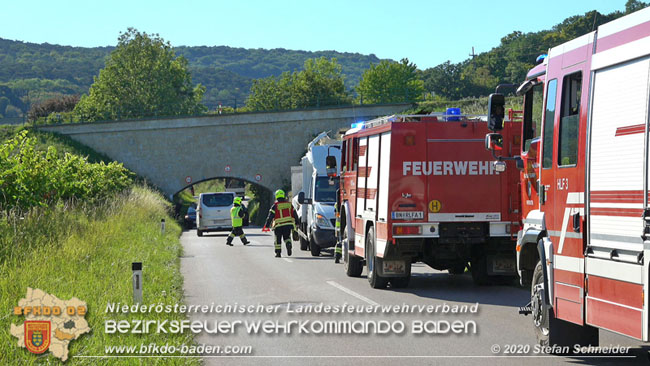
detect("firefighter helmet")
[275,189,285,199]
[233,196,242,205]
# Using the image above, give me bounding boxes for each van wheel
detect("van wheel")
[344,228,363,277]
[531,260,598,350]
[448,262,467,275]
[299,224,309,251]
[366,227,388,289]
[309,235,320,256]
[197,229,203,237]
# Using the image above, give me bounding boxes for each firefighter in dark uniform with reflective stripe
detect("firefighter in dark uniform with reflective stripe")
[226,196,250,246]
[334,187,342,263]
[265,189,297,258]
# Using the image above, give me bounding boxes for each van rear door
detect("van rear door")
[201,193,234,227]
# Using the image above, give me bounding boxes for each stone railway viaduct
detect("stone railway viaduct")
[38,104,410,198]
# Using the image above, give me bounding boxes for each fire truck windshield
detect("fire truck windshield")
[314,176,339,203]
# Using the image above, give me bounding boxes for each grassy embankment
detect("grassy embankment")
[0,126,200,365]
[408,95,523,115]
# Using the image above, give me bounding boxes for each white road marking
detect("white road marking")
[326,280,379,306]
[282,258,293,263]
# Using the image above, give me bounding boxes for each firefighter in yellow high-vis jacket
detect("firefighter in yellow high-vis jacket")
[226,196,250,246]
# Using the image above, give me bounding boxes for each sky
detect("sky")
[1,0,627,70]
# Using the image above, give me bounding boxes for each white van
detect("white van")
[196,192,235,236]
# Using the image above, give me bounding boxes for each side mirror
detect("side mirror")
[326,155,337,178]
[485,133,503,152]
[488,93,505,131]
[297,191,312,205]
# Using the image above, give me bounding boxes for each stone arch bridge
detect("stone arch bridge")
[38,104,410,198]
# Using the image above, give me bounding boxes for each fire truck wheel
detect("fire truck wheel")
[366,227,388,289]
[448,263,467,275]
[470,256,490,285]
[532,261,551,346]
[309,236,320,256]
[531,260,598,350]
[344,228,363,277]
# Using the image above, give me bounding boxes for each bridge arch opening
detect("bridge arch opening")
[173,176,280,227]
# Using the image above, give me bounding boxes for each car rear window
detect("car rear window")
[201,194,233,207]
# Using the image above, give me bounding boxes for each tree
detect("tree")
[245,57,350,111]
[356,59,424,104]
[626,0,649,14]
[420,61,466,100]
[74,28,205,121]
[292,58,350,107]
[28,94,80,123]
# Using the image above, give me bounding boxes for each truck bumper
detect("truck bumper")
[312,227,336,248]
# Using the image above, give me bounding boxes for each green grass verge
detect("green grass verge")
[0,186,200,365]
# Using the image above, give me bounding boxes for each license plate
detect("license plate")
[391,211,424,220]
[383,261,406,274]
[492,258,515,273]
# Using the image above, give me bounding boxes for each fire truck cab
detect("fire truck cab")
[338,112,521,289]
[488,6,650,347]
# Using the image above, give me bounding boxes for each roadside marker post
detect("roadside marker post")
[132,262,143,304]
[161,219,165,236]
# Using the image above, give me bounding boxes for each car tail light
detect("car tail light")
[393,225,421,235]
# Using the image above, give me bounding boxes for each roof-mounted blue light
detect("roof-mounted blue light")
[536,54,547,64]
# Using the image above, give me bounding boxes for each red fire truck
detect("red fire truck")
[337,112,521,289]
[486,6,650,347]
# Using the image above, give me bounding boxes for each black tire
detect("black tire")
[344,227,363,277]
[390,262,411,288]
[366,227,388,289]
[309,234,320,257]
[197,229,203,237]
[471,255,490,285]
[448,262,466,275]
[532,261,551,346]
[299,224,309,251]
[531,260,599,350]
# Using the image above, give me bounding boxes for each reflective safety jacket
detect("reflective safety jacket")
[266,200,296,229]
[230,205,244,227]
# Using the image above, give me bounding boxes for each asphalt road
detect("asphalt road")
[180,227,650,366]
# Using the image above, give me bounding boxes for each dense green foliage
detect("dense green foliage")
[27,94,79,123]
[74,29,206,121]
[357,59,424,104]
[419,1,649,99]
[0,38,381,114]
[245,57,351,110]
[0,129,132,209]
[0,186,199,365]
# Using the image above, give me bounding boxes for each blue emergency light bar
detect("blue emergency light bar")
[536,54,547,64]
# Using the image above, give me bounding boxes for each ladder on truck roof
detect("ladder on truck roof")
[345,110,521,136]
[351,113,487,131]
